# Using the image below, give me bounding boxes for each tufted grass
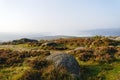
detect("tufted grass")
[77,57,120,80]
[0,66,30,80]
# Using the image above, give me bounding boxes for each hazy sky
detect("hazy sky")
[0,0,120,35]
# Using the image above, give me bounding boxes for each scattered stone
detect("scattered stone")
[42,42,57,46]
[74,47,86,50]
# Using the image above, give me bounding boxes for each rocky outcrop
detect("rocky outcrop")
[41,42,67,50]
[42,42,57,46]
[12,38,38,44]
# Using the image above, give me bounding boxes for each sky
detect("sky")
[0,0,120,35]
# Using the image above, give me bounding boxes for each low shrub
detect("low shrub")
[42,65,75,80]
[19,70,41,80]
[94,46,117,63]
[25,58,49,70]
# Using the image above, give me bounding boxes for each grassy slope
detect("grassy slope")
[0,44,41,51]
[77,57,120,80]
[105,61,120,80]
[0,43,120,80]
[0,66,30,80]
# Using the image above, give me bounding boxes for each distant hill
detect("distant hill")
[1,28,120,42]
[79,28,120,36]
[33,35,76,40]
[0,33,44,42]
[1,38,38,45]
[0,33,75,42]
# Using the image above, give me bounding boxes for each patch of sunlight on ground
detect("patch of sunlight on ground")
[0,66,30,80]
[105,62,120,80]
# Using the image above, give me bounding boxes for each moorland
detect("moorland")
[0,36,120,80]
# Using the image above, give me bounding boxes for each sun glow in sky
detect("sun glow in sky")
[0,0,120,35]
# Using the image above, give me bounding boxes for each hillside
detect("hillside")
[0,36,120,80]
